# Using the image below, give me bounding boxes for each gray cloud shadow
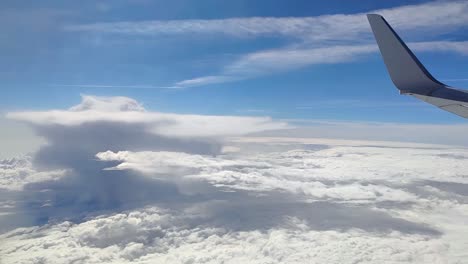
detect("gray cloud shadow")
[403,180,468,203]
[3,121,223,231]
[32,122,221,170]
[1,123,442,238]
[174,191,442,237]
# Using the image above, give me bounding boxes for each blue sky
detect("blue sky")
[2,0,468,124]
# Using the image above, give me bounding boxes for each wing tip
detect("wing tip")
[367,13,446,95]
[366,14,383,22]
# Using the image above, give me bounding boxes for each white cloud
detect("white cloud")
[410,41,468,55]
[0,156,65,191]
[175,75,238,88]
[66,1,468,41]
[69,95,146,112]
[4,98,468,263]
[49,84,180,89]
[0,116,44,159]
[180,45,376,87]
[64,1,468,87]
[295,99,423,109]
[0,206,454,264]
[7,95,288,138]
[3,138,468,263]
[0,95,288,233]
[253,121,468,146]
[176,40,468,87]
[95,139,468,203]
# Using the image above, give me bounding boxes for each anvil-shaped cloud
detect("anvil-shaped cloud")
[8,95,288,138]
[1,95,288,225]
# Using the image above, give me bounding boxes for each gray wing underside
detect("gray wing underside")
[367,14,468,118]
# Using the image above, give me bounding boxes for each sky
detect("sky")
[3,1,468,263]
[2,0,468,124]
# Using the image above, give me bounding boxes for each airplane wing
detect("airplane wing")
[367,14,468,118]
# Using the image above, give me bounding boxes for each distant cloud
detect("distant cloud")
[0,117,44,159]
[49,84,181,89]
[69,95,145,112]
[295,99,425,110]
[410,41,468,55]
[0,156,65,191]
[0,95,287,233]
[175,44,376,87]
[3,137,468,262]
[95,149,420,203]
[8,95,288,137]
[441,78,468,82]
[66,1,468,40]
[254,120,468,146]
[176,41,468,87]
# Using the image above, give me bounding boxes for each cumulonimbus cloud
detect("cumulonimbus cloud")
[7,95,288,138]
[1,95,288,227]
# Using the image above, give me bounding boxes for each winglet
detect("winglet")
[367,14,445,95]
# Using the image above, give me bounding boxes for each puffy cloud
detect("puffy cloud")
[0,203,459,263]
[0,156,66,191]
[95,138,468,204]
[3,137,468,262]
[69,95,146,112]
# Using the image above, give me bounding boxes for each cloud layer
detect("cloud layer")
[2,95,468,263]
[2,137,468,263]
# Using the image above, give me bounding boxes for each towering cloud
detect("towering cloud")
[2,95,287,224]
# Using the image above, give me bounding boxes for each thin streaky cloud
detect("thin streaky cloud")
[65,1,468,42]
[49,84,182,89]
[176,41,468,88]
[295,100,425,110]
[441,79,468,82]
[235,109,274,114]
[175,44,376,88]
[64,1,468,89]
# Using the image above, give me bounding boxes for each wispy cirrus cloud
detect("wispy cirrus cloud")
[65,1,468,88]
[295,99,424,110]
[175,44,377,87]
[66,1,468,41]
[48,84,180,89]
[176,41,468,87]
